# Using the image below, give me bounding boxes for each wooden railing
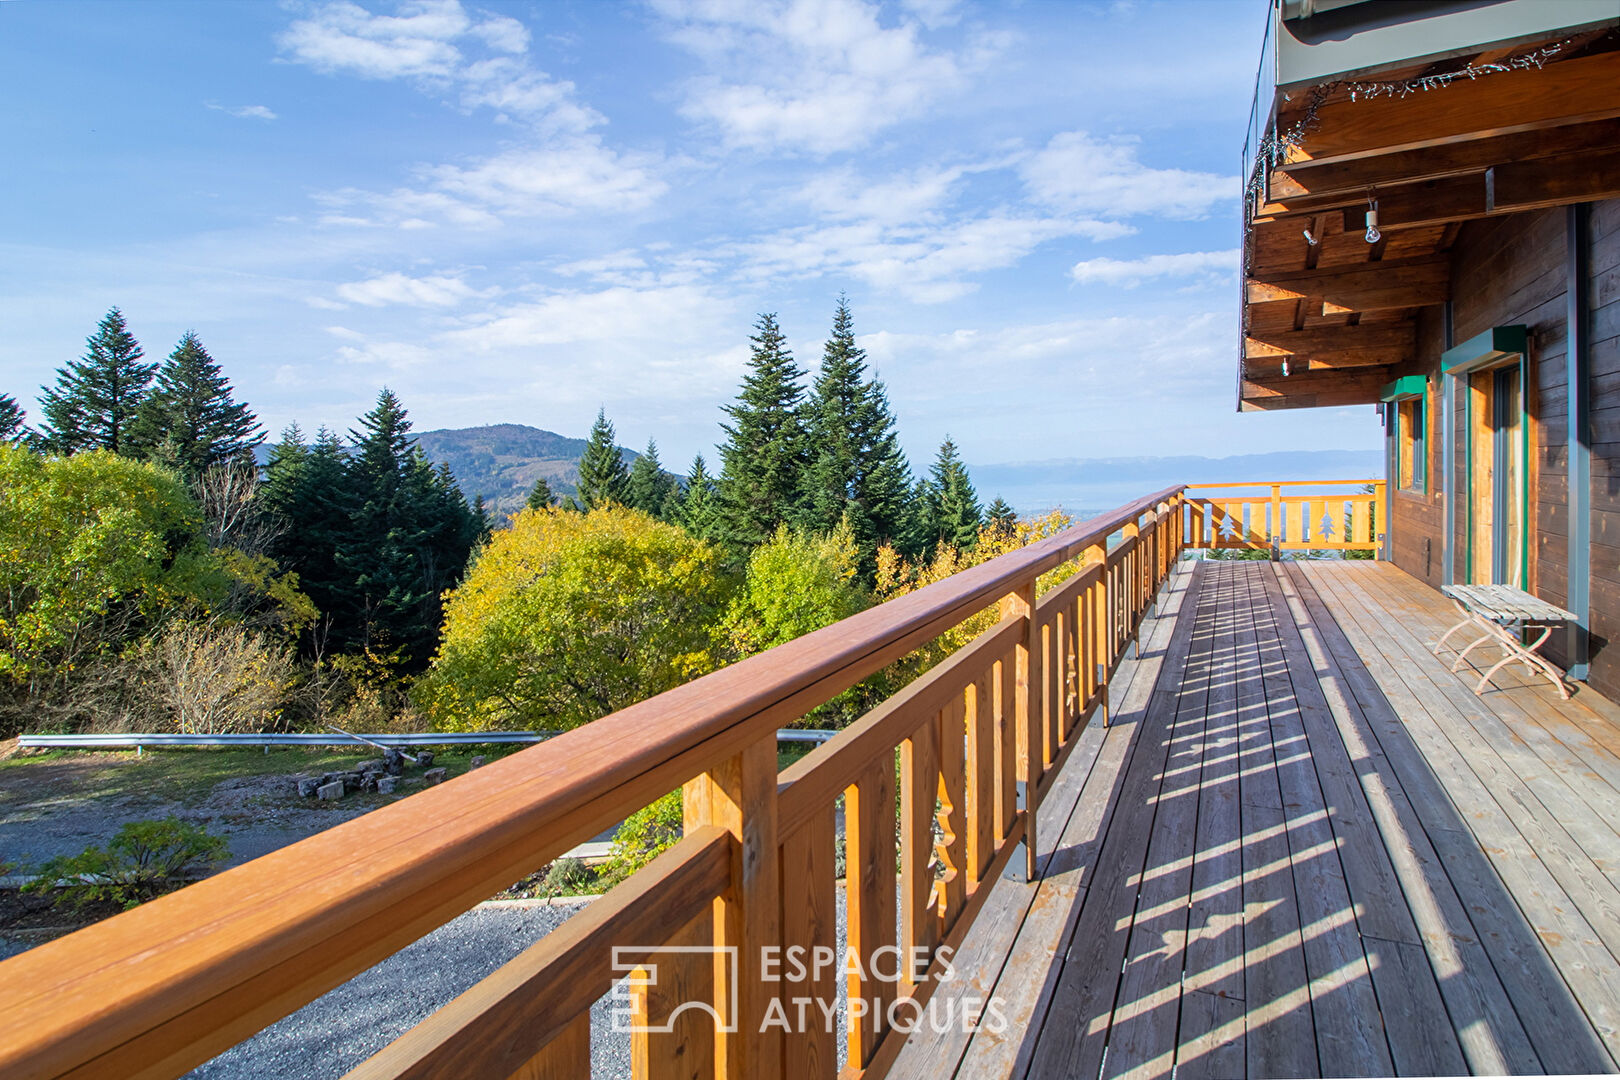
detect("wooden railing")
[0,486,1188,1080]
[1183,479,1384,552]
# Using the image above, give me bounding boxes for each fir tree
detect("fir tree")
[987,495,1017,537]
[921,436,983,553]
[802,296,913,579]
[131,331,263,479]
[576,409,630,510]
[471,493,493,544]
[295,388,481,666]
[0,394,25,442]
[627,438,675,519]
[526,475,556,511]
[716,313,809,553]
[38,307,155,455]
[263,425,353,653]
[678,454,720,542]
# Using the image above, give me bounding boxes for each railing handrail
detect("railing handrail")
[14,730,840,749]
[0,485,1185,1080]
[1183,478,1378,489]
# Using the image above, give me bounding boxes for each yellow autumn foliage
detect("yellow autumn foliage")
[417,505,729,732]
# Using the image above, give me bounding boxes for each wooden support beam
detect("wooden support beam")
[1259,173,1482,224]
[1239,367,1390,411]
[1245,322,1416,360]
[1244,351,1403,375]
[1247,258,1448,313]
[1487,145,1620,214]
[1269,113,1620,201]
[1275,50,1620,162]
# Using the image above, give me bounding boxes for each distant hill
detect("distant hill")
[414,423,642,518]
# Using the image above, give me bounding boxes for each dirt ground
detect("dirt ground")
[0,744,514,875]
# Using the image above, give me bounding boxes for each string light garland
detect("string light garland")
[1245,38,1572,207]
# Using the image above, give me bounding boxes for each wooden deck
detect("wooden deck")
[890,559,1620,1079]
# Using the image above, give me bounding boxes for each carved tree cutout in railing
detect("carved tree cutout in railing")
[933,702,965,928]
[1217,510,1240,543]
[1319,512,1337,541]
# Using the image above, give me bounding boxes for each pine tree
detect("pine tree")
[471,493,493,544]
[576,409,630,510]
[987,496,1017,537]
[716,313,809,553]
[131,331,263,479]
[526,475,556,510]
[0,394,25,442]
[802,296,913,579]
[263,425,353,653]
[921,436,983,553]
[678,454,720,542]
[627,438,675,519]
[38,307,155,455]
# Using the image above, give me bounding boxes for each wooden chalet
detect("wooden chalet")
[4,3,1620,1079]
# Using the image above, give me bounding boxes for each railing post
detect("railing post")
[683,734,781,1080]
[1374,480,1387,558]
[1270,483,1283,553]
[1000,580,1041,882]
[1121,518,1141,658]
[1085,541,1109,728]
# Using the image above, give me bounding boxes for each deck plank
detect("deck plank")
[1176,565,1249,1078]
[1265,566,1469,1078]
[1231,566,1318,1080]
[887,558,1620,1080]
[1251,566,1391,1078]
[890,564,1197,1080]
[1298,561,1611,1070]
[1020,564,1207,1080]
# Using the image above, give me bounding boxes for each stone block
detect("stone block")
[417,751,435,769]
[317,780,345,800]
[296,776,321,798]
[469,755,486,769]
[376,775,398,795]
[384,749,405,776]
[423,767,448,786]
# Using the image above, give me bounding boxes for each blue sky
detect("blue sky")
[0,0,1379,477]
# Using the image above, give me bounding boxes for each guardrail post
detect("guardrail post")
[683,734,781,1080]
[999,580,1041,881]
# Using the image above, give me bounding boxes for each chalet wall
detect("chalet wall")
[1384,199,1620,697]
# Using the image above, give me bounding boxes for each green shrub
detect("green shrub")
[598,791,683,887]
[26,817,227,910]
[539,856,596,898]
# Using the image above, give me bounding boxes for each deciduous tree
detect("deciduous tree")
[418,505,728,731]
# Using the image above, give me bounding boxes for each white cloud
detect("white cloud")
[280,0,596,128]
[444,284,725,351]
[207,103,278,120]
[655,0,1000,154]
[283,2,663,227]
[334,339,438,368]
[1022,132,1234,219]
[1070,249,1238,288]
[334,272,492,307]
[727,212,1131,303]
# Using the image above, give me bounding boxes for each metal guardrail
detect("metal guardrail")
[16,729,839,751]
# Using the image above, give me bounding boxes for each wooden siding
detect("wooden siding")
[1384,199,1620,696]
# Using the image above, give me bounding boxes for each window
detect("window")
[1397,387,1426,494]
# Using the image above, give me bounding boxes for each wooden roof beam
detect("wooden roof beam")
[1245,322,1416,363]
[1488,145,1620,214]
[1274,50,1620,163]
[1268,113,1620,202]
[1246,258,1449,313]
[1239,367,1390,411]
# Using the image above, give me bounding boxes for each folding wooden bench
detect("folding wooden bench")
[1434,584,1577,699]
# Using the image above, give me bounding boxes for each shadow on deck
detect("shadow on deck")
[891,559,1620,1079]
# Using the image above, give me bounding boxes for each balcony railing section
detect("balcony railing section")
[0,483,1191,1080]
[1183,479,1384,553]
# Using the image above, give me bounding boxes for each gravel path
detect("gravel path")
[186,903,632,1079]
